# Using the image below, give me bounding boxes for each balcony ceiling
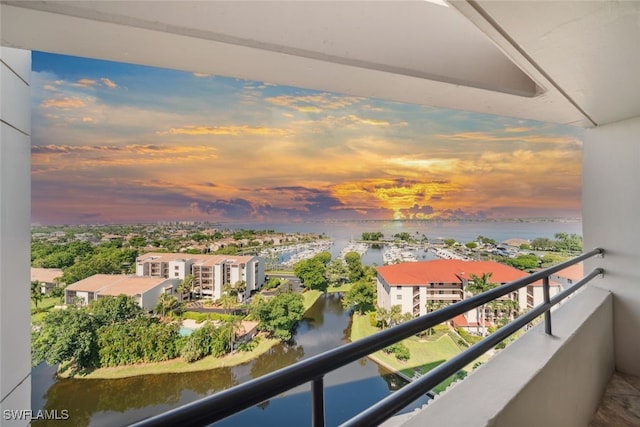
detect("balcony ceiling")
[1,0,639,127]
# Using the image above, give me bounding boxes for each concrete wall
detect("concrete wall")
[402,286,614,427]
[0,47,31,426]
[583,115,640,375]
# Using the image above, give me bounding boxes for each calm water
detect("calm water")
[32,294,428,427]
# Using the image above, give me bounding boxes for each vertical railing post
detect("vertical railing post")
[543,276,552,335]
[311,376,325,427]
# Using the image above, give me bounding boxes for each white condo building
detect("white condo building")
[135,252,265,301]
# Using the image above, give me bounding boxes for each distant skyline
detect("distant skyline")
[31,51,583,225]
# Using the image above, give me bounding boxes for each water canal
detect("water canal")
[32,293,429,426]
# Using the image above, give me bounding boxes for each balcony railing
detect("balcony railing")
[131,248,604,427]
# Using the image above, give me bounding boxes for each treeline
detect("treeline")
[528,233,583,252]
[293,251,375,292]
[31,239,138,284]
[33,292,305,374]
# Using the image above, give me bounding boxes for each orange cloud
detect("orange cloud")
[74,78,97,88]
[436,131,580,145]
[101,78,117,88]
[41,97,87,109]
[264,93,362,113]
[158,125,293,137]
[331,178,457,219]
[504,126,533,133]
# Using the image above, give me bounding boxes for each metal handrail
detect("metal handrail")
[130,248,604,427]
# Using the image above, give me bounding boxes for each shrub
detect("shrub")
[369,312,378,327]
[456,327,482,345]
[383,342,410,361]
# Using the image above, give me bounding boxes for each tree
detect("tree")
[251,292,304,341]
[444,238,456,247]
[477,235,496,246]
[313,251,332,266]
[293,258,328,292]
[342,279,376,314]
[219,292,238,314]
[426,300,449,335]
[155,293,181,318]
[389,305,403,327]
[375,307,391,330]
[506,254,539,271]
[393,232,411,242]
[325,259,348,286]
[530,237,552,251]
[31,280,43,310]
[488,298,519,326]
[344,252,364,282]
[465,242,478,250]
[177,274,194,302]
[362,231,383,241]
[89,294,143,326]
[467,273,497,336]
[32,307,99,373]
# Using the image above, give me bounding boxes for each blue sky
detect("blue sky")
[31,51,584,225]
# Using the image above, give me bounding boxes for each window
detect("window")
[396,294,402,300]
[175,266,179,271]
[396,286,401,290]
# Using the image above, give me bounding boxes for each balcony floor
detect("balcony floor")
[590,372,640,426]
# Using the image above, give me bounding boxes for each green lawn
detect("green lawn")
[75,336,280,379]
[302,290,322,311]
[31,295,62,323]
[350,314,486,394]
[326,282,353,293]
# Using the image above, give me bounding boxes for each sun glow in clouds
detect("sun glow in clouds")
[30,51,583,225]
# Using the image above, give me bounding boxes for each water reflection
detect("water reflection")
[32,294,427,427]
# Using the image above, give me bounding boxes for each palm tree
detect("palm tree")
[155,293,180,318]
[489,298,520,327]
[177,274,194,302]
[375,307,391,330]
[31,280,43,310]
[220,283,238,314]
[467,273,497,336]
[426,300,448,335]
[389,305,403,327]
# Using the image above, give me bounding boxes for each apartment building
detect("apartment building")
[135,252,265,301]
[64,274,180,312]
[377,259,561,329]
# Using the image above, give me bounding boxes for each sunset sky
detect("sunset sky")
[31,51,583,225]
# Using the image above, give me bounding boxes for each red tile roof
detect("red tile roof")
[377,259,532,286]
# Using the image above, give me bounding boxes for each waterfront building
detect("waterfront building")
[135,252,265,301]
[64,274,180,312]
[376,259,561,329]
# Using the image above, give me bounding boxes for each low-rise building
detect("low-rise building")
[377,259,561,332]
[30,267,63,294]
[64,274,180,312]
[135,252,265,301]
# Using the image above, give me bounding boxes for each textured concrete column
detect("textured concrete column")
[0,46,31,426]
[584,116,640,376]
